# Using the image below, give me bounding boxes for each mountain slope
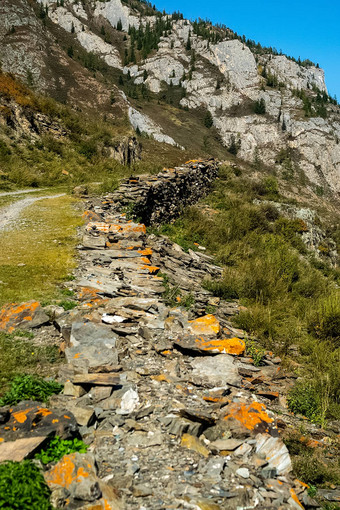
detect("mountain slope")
[1,0,340,194]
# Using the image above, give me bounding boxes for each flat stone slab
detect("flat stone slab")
[0,401,78,441]
[66,322,119,370]
[187,314,220,336]
[70,322,118,349]
[72,373,121,386]
[0,436,47,462]
[174,335,246,355]
[222,402,276,437]
[0,301,49,332]
[255,433,292,475]
[189,355,242,388]
[209,438,244,452]
[105,297,158,311]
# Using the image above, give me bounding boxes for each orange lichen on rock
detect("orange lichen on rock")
[223,402,273,430]
[0,301,40,332]
[44,454,89,489]
[86,222,146,235]
[191,336,245,355]
[188,315,220,336]
[12,408,34,424]
[138,248,153,256]
[140,257,151,265]
[140,265,160,274]
[82,211,102,223]
[151,374,172,383]
[36,408,52,418]
[290,489,304,508]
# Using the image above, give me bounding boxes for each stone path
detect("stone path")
[0,193,65,232]
[0,161,327,509]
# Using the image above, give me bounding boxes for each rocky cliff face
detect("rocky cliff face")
[1,0,340,192]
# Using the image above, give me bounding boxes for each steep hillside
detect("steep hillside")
[1,0,339,194]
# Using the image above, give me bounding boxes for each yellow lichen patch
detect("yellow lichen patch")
[295,479,309,489]
[160,350,172,356]
[36,408,52,418]
[181,434,209,458]
[78,287,101,300]
[86,222,112,234]
[140,257,151,265]
[223,402,273,430]
[151,374,172,383]
[12,408,34,424]
[289,489,304,508]
[140,265,160,274]
[190,336,245,355]
[0,438,4,443]
[0,301,40,331]
[138,248,153,256]
[203,396,230,405]
[44,454,90,489]
[82,210,102,223]
[188,315,220,336]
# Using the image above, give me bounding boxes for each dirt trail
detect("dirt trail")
[0,188,48,198]
[0,194,65,232]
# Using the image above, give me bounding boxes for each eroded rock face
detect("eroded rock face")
[209,40,259,89]
[128,107,181,147]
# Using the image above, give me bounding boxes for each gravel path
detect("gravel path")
[0,188,48,198]
[0,194,65,232]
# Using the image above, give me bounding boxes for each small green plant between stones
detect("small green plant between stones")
[0,460,53,510]
[35,436,88,464]
[0,375,63,406]
[245,338,265,366]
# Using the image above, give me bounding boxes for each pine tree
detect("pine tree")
[186,31,191,51]
[71,22,75,34]
[204,111,213,128]
[117,19,123,31]
[254,98,266,114]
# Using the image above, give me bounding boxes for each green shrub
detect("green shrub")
[292,453,340,487]
[0,375,63,406]
[35,436,88,464]
[308,293,340,348]
[0,460,52,510]
[253,98,266,114]
[245,338,265,366]
[58,300,78,311]
[287,380,322,423]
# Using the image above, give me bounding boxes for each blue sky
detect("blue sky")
[156,0,340,99]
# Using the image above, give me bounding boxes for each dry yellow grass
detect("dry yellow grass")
[0,194,81,305]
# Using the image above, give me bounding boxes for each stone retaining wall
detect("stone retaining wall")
[110,158,219,225]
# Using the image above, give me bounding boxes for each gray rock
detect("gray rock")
[236,467,250,479]
[189,354,242,387]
